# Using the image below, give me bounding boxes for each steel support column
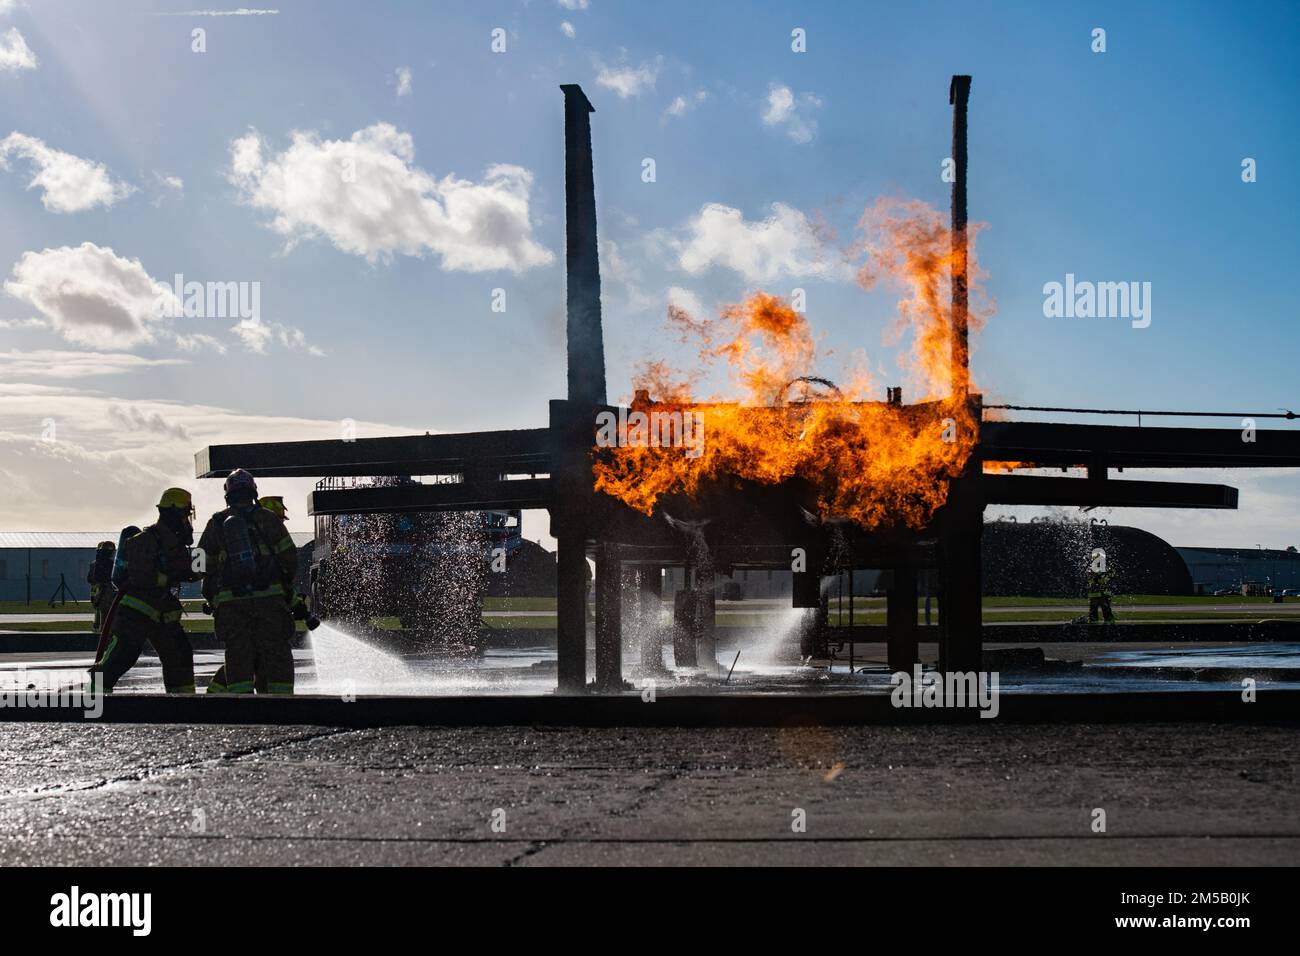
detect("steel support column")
[594,543,623,691]
[638,566,665,674]
[887,563,919,673]
[672,567,698,668]
[556,536,588,693]
[939,503,983,674]
[695,566,718,673]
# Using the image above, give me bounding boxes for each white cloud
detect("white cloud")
[394,65,412,96]
[666,285,706,320]
[172,332,226,354]
[0,133,133,212]
[599,237,657,314]
[0,27,35,72]
[664,89,707,120]
[559,21,576,39]
[0,382,406,533]
[601,237,638,286]
[231,317,323,357]
[227,123,554,273]
[762,85,794,125]
[595,57,661,99]
[669,202,843,283]
[151,8,280,15]
[2,243,313,355]
[3,243,172,348]
[0,349,189,379]
[0,430,173,531]
[150,173,184,207]
[106,403,191,440]
[761,83,822,144]
[556,0,589,9]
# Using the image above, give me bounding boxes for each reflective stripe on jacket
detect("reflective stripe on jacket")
[115,524,188,621]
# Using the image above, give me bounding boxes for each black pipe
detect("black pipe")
[560,84,607,407]
[949,75,971,398]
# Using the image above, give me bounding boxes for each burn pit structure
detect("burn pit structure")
[196,78,1300,693]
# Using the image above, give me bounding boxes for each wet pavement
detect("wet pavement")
[4,635,1299,698]
[1,635,1296,864]
[0,721,1294,865]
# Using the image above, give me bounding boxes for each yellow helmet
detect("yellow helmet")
[259,495,287,519]
[157,487,194,517]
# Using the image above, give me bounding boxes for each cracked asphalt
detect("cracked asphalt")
[1,722,1297,865]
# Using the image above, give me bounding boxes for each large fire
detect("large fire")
[592,199,991,530]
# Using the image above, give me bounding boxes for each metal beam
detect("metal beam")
[982,474,1238,509]
[196,428,551,479]
[307,478,552,515]
[195,416,1300,483]
[980,421,1300,469]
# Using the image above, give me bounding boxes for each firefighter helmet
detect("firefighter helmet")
[223,468,258,503]
[157,487,195,517]
[259,495,287,519]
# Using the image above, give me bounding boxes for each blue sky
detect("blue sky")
[0,0,1297,547]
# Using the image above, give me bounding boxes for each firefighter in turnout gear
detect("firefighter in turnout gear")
[258,497,319,631]
[206,495,299,694]
[198,471,298,694]
[1087,566,1116,623]
[256,496,302,612]
[86,540,117,634]
[90,489,199,693]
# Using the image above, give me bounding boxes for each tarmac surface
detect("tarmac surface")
[1,635,1297,866]
[1,721,1295,865]
[5,639,1300,698]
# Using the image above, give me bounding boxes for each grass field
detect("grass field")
[3,606,1291,634]
[7,594,1291,619]
[1,619,215,634]
[0,599,207,615]
[3,591,1294,636]
[826,594,1296,609]
[981,594,1295,607]
[0,618,324,634]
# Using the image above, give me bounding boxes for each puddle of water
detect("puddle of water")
[1092,642,1300,670]
[3,633,1299,697]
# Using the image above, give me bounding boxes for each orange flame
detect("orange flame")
[592,198,991,530]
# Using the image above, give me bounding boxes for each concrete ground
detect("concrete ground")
[1,721,1296,865]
